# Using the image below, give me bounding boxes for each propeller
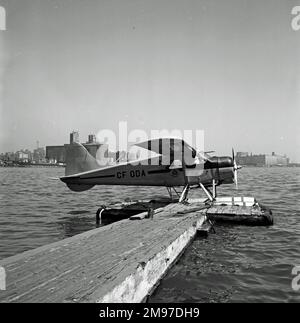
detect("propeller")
[232,148,242,189]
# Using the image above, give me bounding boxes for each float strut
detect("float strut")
[199,183,214,202]
[179,184,190,203]
[212,179,217,199]
[166,187,173,200]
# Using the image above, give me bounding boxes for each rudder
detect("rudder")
[65,142,100,176]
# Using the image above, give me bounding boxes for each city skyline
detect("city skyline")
[0,134,292,161]
[0,0,299,162]
[0,140,293,168]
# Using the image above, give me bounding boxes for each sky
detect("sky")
[0,0,299,161]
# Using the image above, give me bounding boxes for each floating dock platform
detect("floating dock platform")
[0,197,272,303]
[206,197,273,226]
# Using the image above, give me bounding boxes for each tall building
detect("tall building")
[46,146,66,163]
[24,149,33,162]
[15,151,29,163]
[46,133,107,164]
[265,152,289,166]
[70,131,79,144]
[3,152,16,162]
[33,147,46,163]
[236,152,289,166]
[87,134,96,144]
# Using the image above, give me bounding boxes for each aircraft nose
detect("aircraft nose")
[204,156,234,169]
[218,157,234,168]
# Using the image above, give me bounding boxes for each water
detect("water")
[0,166,300,302]
[149,167,300,303]
[0,167,167,259]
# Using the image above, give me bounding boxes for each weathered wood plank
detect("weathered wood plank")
[0,203,206,303]
[206,201,272,226]
[0,197,271,303]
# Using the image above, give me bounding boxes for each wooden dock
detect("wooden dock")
[0,202,208,303]
[206,197,273,226]
[0,197,272,303]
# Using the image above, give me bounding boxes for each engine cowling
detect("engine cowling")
[204,157,234,169]
[198,167,234,186]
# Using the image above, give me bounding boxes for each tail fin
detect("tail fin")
[65,142,100,176]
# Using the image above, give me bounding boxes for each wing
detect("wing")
[135,138,195,162]
[134,138,192,154]
[134,138,212,165]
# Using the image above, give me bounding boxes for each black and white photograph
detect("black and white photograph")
[0,0,299,308]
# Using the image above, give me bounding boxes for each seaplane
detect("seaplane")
[60,138,242,203]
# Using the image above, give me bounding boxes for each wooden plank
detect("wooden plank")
[0,203,206,303]
[207,204,258,217]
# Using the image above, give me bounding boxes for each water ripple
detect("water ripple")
[149,167,300,303]
[1,167,300,302]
